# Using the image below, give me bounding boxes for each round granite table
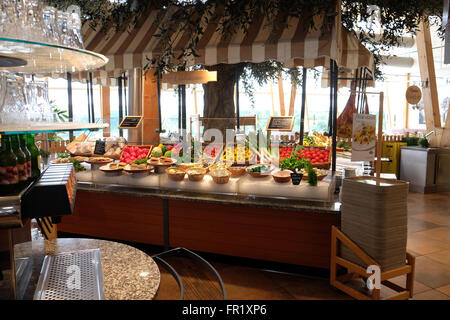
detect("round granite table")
[14,238,160,300]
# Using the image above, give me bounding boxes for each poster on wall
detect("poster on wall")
[351,114,377,161]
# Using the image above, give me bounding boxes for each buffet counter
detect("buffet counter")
[76,181,340,213]
[58,170,341,270]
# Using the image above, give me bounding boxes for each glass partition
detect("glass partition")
[43,117,334,203]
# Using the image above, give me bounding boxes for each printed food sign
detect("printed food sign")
[351,114,377,162]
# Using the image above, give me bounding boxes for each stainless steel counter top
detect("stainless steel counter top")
[400,146,450,153]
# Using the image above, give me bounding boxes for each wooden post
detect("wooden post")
[289,82,297,116]
[441,113,450,147]
[270,80,275,115]
[376,92,384,179]
[142,69,160,146]
[305,96,310,132]
[384,82,392,129]
[100,86,111,137]
[193,84,198,115]
[404,73,410,129]
[416,17,441,145]
[278,73,285,116]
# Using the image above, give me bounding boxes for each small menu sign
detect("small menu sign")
[266,116,295,131]
[93,140,106,155]
[351,114,377,162]
[119,116,143,129]
[291,173,303,185]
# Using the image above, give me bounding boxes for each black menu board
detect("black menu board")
[266,116,295,131]
[93,140,106,155]
[291,173,303,185]
[119,116,143,129]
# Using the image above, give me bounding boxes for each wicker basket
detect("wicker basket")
[210,169,231,184]
[166,167,186,181]
[178,162,203,172]
[311,161,331,169]
[272,170,291,183]
[186,168,207,182]
[227,166,247,178]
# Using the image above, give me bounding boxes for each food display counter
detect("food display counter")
[82,167,335,201]
[58,165,340,270]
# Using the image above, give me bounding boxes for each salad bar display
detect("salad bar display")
[56,133,341,272]
[55,139,336,203]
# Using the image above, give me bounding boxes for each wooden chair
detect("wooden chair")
[330,226,415,300]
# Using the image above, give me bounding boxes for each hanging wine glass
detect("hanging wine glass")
[56,10,71,47]
[34,80,52,122]
[23,0,45,42]
[25,80,40,122]
[1,0,20,38]
[2,74,27,125]
[69,11,84,49]
[42,6,59,44]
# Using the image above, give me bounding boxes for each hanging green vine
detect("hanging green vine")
[55,0,445,86]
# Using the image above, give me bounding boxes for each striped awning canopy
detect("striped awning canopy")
[321,27,376,88]
[69,3,374,85]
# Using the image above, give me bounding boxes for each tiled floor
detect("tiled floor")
[54,191,450,300]
[404,191,450,299]
[156,191,450,300]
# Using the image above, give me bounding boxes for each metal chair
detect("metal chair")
[152,247,227,300]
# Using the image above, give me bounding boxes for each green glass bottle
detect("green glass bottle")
[10,134,28,189]
[0,135,19,195]
[19,134,32,181]
[26,133,41,178]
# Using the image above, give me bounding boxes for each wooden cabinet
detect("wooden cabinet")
[169,200,339,269]
[58,191,164,245]
[59,190,340,269]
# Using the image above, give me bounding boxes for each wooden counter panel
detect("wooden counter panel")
[58,191,164,245]
[169,200,339,269]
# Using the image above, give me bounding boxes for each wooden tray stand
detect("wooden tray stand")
[330,226,416,300]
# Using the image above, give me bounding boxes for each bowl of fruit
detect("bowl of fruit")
[227,166,247,178]
[292,148,330,169]
[120,145,152,164]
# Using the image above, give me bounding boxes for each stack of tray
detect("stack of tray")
[340,176,409,271]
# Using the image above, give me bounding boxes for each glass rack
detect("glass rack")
[0,37,108,74]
